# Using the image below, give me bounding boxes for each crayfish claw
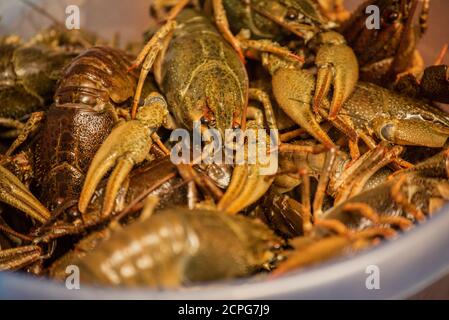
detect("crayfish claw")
[272,68,336,147]
[217,121,275,214]
[314,32,359,119]
[78,155,118,215]
[218,163,274,215]
[102,158,134,217]
[79,93,168,216]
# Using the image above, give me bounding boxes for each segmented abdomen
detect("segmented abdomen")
[55,46,136,107]
[36,46,137,210]
[52,210,279,287]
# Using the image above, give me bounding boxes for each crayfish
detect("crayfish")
[1,0,449,290]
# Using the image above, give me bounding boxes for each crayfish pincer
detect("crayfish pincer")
[79,92,169,217]
[50,209,281,287]
[276,69,449,154]
[218,0,359,119]
[130,7,282,214]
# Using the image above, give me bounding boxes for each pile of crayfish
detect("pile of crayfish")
[0,0,449,288]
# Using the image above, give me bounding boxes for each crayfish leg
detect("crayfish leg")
[212,0,245,63]
[0,245,42,271]
[130,20,176,118]
[0,165,50,224]
[5,111,45,156]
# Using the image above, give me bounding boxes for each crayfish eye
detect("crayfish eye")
[380,123,395,141]
[285,8,298,21]
[421,113,435,122]
[384,9,400,24]
[201,116,209,125]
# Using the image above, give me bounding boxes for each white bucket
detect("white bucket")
[0,0,449,299]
